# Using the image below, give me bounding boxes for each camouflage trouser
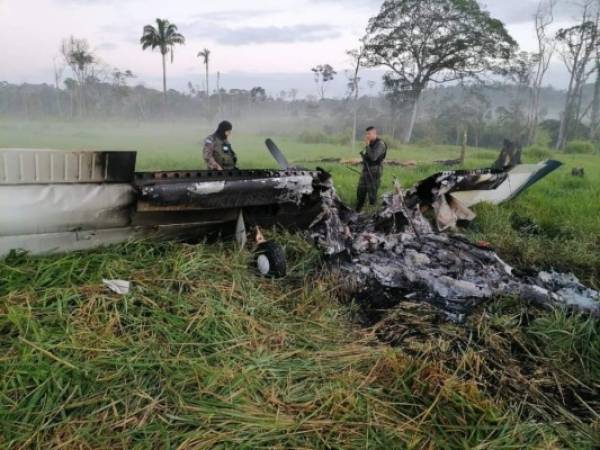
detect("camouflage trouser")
[356,165,382,211]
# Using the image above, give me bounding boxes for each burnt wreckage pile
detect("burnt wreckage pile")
[309,171,600,322]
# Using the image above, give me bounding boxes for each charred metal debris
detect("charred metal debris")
[308,170,599,323]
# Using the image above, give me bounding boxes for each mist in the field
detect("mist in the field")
[0,78,582,153]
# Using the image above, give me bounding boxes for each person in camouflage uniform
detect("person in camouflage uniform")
[203,120,238,170]
[356,126,387,211]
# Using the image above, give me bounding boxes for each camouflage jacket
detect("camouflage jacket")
[203,134,237,170]
[363,138,387,166]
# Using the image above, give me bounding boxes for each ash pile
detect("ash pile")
[309,171,599,323]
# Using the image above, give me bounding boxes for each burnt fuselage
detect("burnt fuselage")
[0,149,328,257]
[132,169,326,237]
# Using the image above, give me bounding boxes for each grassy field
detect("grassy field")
[1,120,599,448]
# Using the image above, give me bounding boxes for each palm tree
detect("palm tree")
[140,18,185,99]
[197,48,211,97]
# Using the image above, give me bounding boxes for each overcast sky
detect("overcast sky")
[0,0,582,97]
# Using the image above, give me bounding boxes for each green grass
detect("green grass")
[1,120,599,448]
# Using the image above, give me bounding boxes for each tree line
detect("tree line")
[1,76,585,149]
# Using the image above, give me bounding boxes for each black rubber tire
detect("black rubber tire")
[254,241,287,278]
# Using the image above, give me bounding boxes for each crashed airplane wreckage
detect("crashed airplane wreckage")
[310,167,600,321]
[0,148,323,277]
[1,147,598,319]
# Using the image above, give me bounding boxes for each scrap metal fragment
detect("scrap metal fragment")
[103,279,131,295]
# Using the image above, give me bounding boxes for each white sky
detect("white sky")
[0,0,580,96]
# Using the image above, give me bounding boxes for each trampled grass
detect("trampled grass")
[1,120,599,448]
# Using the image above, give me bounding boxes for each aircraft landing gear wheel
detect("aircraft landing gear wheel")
[255,241,287,278]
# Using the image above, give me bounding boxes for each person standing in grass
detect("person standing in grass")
[356,126,387,211]
[203,120,238,170]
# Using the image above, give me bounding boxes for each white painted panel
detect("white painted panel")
[0,149,135,184]
[452,163,543,207]
[0,184,135,235]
